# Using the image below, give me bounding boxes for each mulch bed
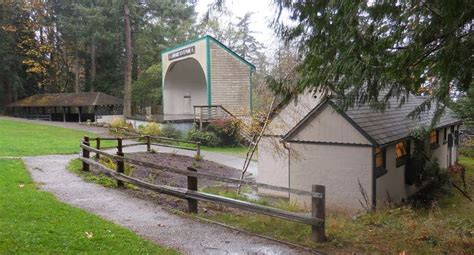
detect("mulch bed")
[128,152,242,188]
[90,151,244,212]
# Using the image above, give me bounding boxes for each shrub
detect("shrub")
[99,157,134,176]
[140,122,161,136]
[110,117,129,129]
[186,128,221,147]
[160,125,182,139]
[206,119,241,146]
[459,146,474,157]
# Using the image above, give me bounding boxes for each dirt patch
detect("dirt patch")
[128,152,242,188]
[91,152,246,212]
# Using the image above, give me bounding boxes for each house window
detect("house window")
[395,140,407,167]
[430,130,439,149]
[375,147,385,169]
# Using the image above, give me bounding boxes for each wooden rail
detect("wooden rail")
[80,136,326,242]
[80,143,321,198]
[90,135,201,158]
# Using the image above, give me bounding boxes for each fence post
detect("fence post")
[199,109,203,131]
[116,138,125,188]
[196,142,201,159]
[82,136,90,171]
[95,137,101,160]
[312,184,326,242]
[187,167,198,213]
[146,135,151,152]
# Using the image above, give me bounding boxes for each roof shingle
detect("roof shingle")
[344,96,461,145]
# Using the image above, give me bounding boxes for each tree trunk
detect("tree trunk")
[123,2,132,117]
[131,17,139,81]
[90,36,96,91]
[74,49,80,93]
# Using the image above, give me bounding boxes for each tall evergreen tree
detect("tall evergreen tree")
[273,0,473,119]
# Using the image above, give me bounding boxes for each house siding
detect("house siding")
[291,104,371,145]
[257,136,289,197]
[266,90,323,136]
[209,42,251,116]
[432,124,460,167]
[258,104,373,212]
[376,143,414,204]
[288,143,372,212]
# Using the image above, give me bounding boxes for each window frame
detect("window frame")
[374,147,387,177]
[374,147,387,169]
[430,130,440,149]
[395,140,408,167]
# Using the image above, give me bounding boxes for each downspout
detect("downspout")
[371,145,377,211]
[282,141,291,198]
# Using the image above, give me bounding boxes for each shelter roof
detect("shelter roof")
[8,92,123,107]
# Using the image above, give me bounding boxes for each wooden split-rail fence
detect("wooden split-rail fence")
[80,135,326,242]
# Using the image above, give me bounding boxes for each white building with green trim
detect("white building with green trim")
[161,35,255,121]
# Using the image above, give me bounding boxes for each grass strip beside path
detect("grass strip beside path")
[0,159,177,254]
[0,119,111,156]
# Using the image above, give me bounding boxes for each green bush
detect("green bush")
[140,122,161,136]
[186,128,221,147]
[110,118,130,129]
[206,119,241,146]
[460,146,474,157]
[160,125,182,139]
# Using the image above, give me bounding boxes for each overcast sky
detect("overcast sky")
[195,0,284,58]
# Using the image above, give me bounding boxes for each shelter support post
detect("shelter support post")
[62,107,66,122]
[94,105,98,122]
[78,106,82,123]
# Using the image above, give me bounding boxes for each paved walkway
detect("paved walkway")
[23,154,308,255]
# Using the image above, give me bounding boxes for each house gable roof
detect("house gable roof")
[343,96,461,145]
[283,99,377,145]
[282,95,461,146]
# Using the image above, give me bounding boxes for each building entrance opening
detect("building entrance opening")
[163,58,206,120]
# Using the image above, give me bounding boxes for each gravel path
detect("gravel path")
[23,154,310,255]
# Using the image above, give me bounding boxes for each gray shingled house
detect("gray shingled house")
[257,91,462,213]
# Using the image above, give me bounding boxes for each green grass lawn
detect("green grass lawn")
[0,119,111,156]
[0,159,176,254]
